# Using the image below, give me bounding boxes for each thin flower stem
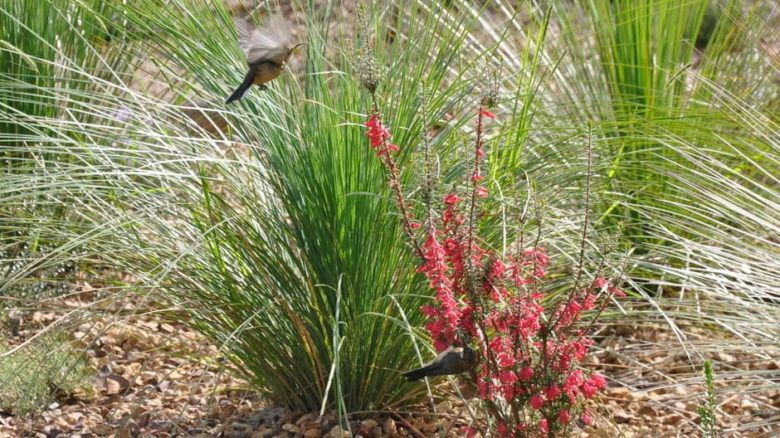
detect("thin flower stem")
[370,95,424,261]
[463,105,500,380]
[419,87,436,231]
[549,128,594,333]
[575,255,629,346]
[463,106,486,335]
[572,124,594,291]
[464,106,485,276]
[467,368,506,425]
[462,106,507,427]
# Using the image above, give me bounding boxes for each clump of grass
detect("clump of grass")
[698,360,718,438]
[0,333,93,415]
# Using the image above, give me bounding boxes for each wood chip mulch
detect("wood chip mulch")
[1,295,778,437]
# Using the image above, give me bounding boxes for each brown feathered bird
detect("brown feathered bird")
[226,15,303,104]
[402,345,477,381]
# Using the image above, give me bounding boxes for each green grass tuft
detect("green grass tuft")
[0,333,93,415]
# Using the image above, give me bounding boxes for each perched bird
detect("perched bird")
[226,15,303,104]
[403,345,477,381]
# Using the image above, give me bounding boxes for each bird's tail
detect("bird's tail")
[403,365,435,381]
[225,71,255,104]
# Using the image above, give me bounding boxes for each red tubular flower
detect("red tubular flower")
[595,276,628,297]
[365,114,388,145]
[479,107,496,119]
[581,411,593,426]
[498,371,517,400]
[498,370,517,385]
[489,259,506,277]
[495,351,516,369]
[581,381,598,399]
[545,384,561,400]
[487,309,509,331]
[444,194,461,205]
[365,114,398,156]
[530,394,544,410]
[538,419,548,433]
[554,299,583,330]
[558,409,572,425]
[609,285,627,297]
[589,372,607,389]
[572,338,592,361]
[583,292,597,310]
[563,369,584,403]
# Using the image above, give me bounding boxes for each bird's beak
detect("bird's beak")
[285,43,305,61]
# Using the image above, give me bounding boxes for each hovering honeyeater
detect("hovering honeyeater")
[402,345,477,381]
[225,15,303,104]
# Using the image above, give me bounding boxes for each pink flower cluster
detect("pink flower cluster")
[418,194,620,436]
[366,105,624,437]
[365,113,399,156]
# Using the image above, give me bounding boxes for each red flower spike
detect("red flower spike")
[443,194,461,205]
[495,351,516,369]
[609,285,627,297]
[564,369,584,403]
[479,107,496,119]
[365,114,397,154]
[581,412,593,426]
[590,372,607,389]
[581,381,598,399]
[498,370,517,385]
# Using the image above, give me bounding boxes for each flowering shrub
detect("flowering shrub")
[356,34,624,437]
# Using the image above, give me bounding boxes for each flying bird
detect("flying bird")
[402,345,477,381]
[226,15,303,104]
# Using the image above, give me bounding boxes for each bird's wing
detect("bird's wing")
[234,15,293,64]
[429,348,458,367]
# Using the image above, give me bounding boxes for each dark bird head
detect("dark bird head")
[285,42,305,61]
[402,345,478,381]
